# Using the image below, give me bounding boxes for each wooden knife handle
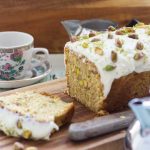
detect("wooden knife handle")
[69,110,134,141]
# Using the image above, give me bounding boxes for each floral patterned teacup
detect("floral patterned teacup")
[0,31,49,80]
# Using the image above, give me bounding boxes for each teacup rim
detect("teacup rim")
[0,31,34,49]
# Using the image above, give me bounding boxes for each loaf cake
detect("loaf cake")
[0,91,74,140]
[65,22,150,115]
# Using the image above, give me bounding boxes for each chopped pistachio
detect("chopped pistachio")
[76,67,80,76]
[111,51,117,62]
[115,38,124,48]
[13,142,25,150]
[128,34,138,39]
[108,26,116,31]
[89,32,96,37]
[136,41,144,50]
[115,30,125,35]
[93,41,103,48]
[17,119,22,129]
[22,130,32,139]
[125,27,135,33]
[79,80,84,86]
[95,47,104,55]
[91,38,100,42]
[108,33,113,39]
[134,53,139,60]
[115,27,135,35]
[103,65,116,71]
[134,52,145,60]
[82,42,89,48]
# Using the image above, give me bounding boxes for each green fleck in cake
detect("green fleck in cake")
[0,91,74,140]
[65,22,150,115]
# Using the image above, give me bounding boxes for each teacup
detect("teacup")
[0,31,49,80]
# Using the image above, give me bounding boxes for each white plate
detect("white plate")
[0,59,51,89]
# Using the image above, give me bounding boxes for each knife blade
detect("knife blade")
[69,110,134,141]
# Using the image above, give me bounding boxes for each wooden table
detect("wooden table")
[0,78,126,150]
[0,0,150,53]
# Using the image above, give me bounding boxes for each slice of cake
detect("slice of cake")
[65,22,150,115]
[0,91,74,140]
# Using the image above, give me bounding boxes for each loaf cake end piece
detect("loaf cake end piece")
[0,91,74,140]
[65,23,150,115]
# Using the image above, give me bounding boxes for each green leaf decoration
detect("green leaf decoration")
[103,65,116,71]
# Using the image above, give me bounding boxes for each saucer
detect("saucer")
[0,59,51,89]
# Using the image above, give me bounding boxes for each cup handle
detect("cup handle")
[31,48,49,68]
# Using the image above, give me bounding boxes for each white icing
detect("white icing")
[65,26,150,97]
[0,108,59,140]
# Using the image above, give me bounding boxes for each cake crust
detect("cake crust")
[104,71,150,112]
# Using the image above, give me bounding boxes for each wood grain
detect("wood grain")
[0,1,150,53]
[0,78,126,150]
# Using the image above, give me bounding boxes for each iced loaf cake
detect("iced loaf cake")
[0,91,74,140]
[65,23,150,115]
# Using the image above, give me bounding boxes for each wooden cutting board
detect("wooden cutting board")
[0,78,126,150]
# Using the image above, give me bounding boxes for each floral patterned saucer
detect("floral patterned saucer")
[0,59,51,89]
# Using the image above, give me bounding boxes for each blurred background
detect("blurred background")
[1,0,150,54]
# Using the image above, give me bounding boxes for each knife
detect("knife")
[69,110,134,141]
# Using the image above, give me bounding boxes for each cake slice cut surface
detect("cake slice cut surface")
[0,91,74,140]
